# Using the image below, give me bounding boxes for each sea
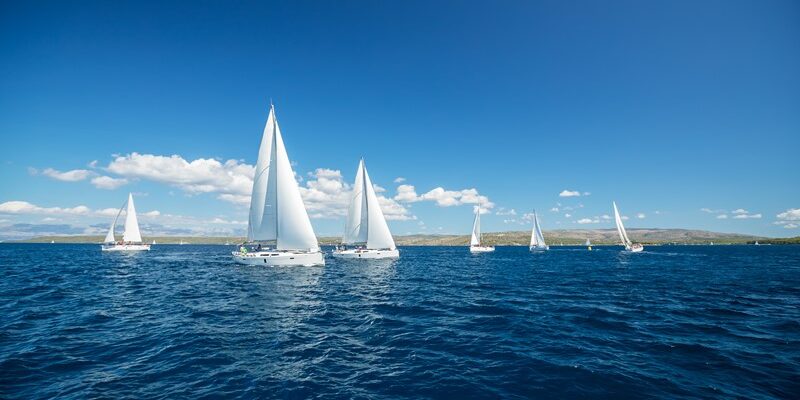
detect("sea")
[1,244,798,399]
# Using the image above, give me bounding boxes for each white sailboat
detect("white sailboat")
[469,208,494,253]
[529,210,549,252]
[586,238,592,251]
[332,159,399,259]
[101,193,151,251]
[232,104,324,266]
[613,201,643,253]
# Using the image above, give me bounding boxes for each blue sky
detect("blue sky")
[1,0,798,239]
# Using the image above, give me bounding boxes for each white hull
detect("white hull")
[101,243,151,251]
[232,250,325,266]
[470,246,495,253]
[530,245,549,252]
[625,244,644,253]
[331,248,399,259]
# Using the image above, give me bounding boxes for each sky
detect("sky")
[1,0,799,240]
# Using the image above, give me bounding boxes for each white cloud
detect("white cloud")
[550,207,559,212]
[394,184,420,202]
[40,168,93,182]
[636,213,646,219]
[732,208,748,215]
[783,223,798,229]
[495,208,516,216]
[0,201,92,215]
[621,215,629,220]
[397,186,494,210]
[717,214,729,219]
[299,168,414,221]
[601,214,611,220]
[472,205,490,214]
[107,152,254,203]
[106,153,415,220]
[776,208,800,222]
[91,176,129,190]
[0,200,162,220]
[564,213,572,218]
[393,177,406,183]
[559,190,581,197]
[701,208,726,214]
[733,213,761,219]
[576,218,599,224]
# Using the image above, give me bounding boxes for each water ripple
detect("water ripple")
[1,244,799,399]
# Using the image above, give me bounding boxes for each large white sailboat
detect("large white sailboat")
[232,104,324,266]
[529,210,549,252]
[469,209,494,253]
[332,159,399,259]
[613,201,643,253]
[101,193,151,251]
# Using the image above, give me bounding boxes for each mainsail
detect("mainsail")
[470,210,481,246]
[245,105,319,251]
[343,159,395,249]
[530,210,546,248]
[122,193,142,243]
[613,201,631,247]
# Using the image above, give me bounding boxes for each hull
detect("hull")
[331,248,399,259]
[625,244,644,253]
[232,250,325,266]
[101,244,151,251]
[530,245,549,252]
[470,246,495,253]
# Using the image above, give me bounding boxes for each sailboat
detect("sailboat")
[469,208,494,253]
[332,159,399,259]
[101,193,151,251]
[529,210,549,252]
[232,103,324,266]
[586,239,592,251]
[613,201,643,253]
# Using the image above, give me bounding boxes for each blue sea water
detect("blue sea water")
[1,244,799,399]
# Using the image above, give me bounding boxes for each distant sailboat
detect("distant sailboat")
[50,240,55,244]
[332,159,399,259]
[586,239,592,251]
[101,193,151,251]
[232,103,324,266]
[179,240,186,245]
[152,240,156,245]
[469,208,495,253]
[754,241,760,246]
[529,210,549,252]
[613,201,643,253]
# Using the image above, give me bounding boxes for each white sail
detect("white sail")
[122,193,142,243]
[613,201,631,247]
[103,202,126,243]
[245,105,319,251]
[586,239,591,246]
[247,108,278,242]
[342,160,395,249]
[470,210,481,246]
[530,211,546,248]
[363,161,395,250]
[343,160,369,244]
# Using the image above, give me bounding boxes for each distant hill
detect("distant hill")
[5,229,787,245]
